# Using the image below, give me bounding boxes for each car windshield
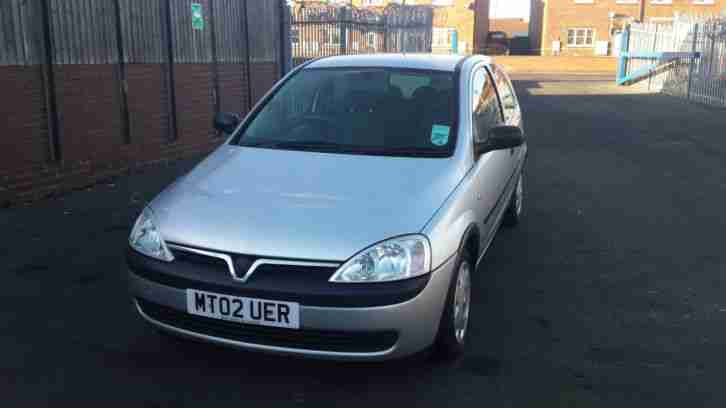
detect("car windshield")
[233,68,457,157]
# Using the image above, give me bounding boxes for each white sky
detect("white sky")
[490,0,531,20]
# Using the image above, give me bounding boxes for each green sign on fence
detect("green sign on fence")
[191,3,204,31]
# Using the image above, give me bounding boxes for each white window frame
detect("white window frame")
[573,0,595,4]
[650,0,673,4]
[432,0,454,6]
[615,0,638,4]
[692,0,715,4]
[566,28,595,48]
[361,0,385,6]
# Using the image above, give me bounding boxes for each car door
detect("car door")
[469,67,512,254]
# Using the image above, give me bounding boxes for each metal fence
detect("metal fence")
[290,4,432,66]
[0,0,288,163]
[623,15,726,108]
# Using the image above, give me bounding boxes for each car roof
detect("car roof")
[306,53,489,72]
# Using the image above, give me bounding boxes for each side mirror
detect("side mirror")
[475,126,525,155]
[214,112,241,135]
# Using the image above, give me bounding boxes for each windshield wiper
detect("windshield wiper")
[241,140,358,151]
[378,147,451,157]
[239,140,450,157]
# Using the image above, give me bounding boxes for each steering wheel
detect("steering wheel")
[285,115,344,140]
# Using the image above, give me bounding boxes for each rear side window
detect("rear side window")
[471,69,502,143]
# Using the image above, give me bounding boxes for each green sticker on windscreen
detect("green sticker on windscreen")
[431,125,450,146]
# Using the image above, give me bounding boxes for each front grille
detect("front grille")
[173,250,228,271]
[137,299,398,353]
[169,246,337,283]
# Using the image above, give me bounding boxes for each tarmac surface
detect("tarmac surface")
[2,75,725,407]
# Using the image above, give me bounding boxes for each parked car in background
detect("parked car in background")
[127,54,527,361]
[485,31,510,55]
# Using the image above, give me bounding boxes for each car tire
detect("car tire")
[433,249,473,359]
[503,174,524,227]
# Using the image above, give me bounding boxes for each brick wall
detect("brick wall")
[0,67,50,173]
[174,64,217,141]
[541,0,641,56]
[489,18,530,38]
[0,61,270,206]
[218,64,250,114]
[249,62,280,106]
[433,0,477,54]
[643,0,724,19]
[54,65,126,161]
[126,64,171,157]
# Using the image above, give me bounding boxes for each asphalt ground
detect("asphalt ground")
[2,76,725,407]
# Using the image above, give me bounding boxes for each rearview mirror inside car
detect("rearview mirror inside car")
[214,112,241,135]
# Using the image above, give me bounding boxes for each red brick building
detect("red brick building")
[489,17,530,38]
[530,0,726,56]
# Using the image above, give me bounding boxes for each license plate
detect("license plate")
[186,289,300,329]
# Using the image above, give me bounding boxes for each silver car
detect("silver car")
[127,54,527,361]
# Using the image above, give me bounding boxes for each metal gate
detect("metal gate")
[290,4,433,66]
[617,15,726,108]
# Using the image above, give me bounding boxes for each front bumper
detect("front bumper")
[128,254,457,361]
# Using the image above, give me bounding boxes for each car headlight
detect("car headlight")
[129,207,174,262]
[330,235,431,283]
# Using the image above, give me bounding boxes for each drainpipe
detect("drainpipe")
[541,0,549,56]
[639,0,645,23]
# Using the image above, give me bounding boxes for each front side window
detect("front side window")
[471,69,503,144]
[234,68,457,157]
[491,65,519,123]
[567,28,595,47]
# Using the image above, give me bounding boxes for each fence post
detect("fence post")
[209,0,221,115]
[617,25,630,84]
[38,0,61,161]
[687,23,699,101]
[279,0,292,75]
[339,7,348,56]
[162,0,179,141]
[112,0,131,144]
[648,24,658,91]
[242,0,253,112]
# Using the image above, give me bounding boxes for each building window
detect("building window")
[692,0,715,4]
[432,0,454,6]
[573,0,595,4]
[433,27,455,48]
[566,28,595,47]
[650,0,673,4]
[615,0,638,4]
